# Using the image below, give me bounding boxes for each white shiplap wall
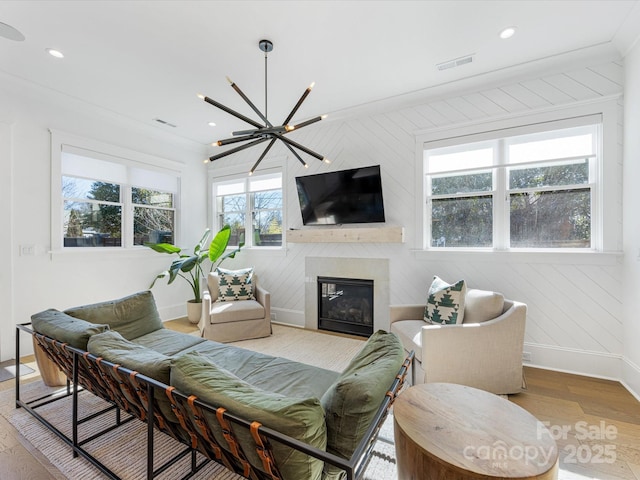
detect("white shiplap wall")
[211,58,625,380]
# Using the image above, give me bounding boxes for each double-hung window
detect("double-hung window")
[57,143,179,249]
[424,116,600,250]
[214,171,283,247]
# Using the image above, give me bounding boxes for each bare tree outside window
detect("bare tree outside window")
[215,174,283,248]
[132,187,174,245]
[62,177,122,247]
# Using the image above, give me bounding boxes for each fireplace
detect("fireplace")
[317,276,374,337]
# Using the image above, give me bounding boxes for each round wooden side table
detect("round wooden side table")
[394,383,558,480]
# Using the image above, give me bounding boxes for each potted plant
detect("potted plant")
[146,225,242,323]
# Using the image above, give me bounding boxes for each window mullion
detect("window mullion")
[123,184,132,248]
[248,191,255,248]
[494,140,508,250]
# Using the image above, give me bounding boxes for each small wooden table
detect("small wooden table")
[394,383,558,480]
[32,338,67,387]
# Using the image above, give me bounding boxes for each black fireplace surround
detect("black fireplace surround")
[317,276,374,337]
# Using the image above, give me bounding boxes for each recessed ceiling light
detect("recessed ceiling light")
[499,27,516,39]
[46,48,64,58]
[0,21,25,41]
[208,122,217,127]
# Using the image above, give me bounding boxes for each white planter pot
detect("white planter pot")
[187,300,202,324]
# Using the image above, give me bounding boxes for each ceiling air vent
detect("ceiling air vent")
[153,118,177,128]
[436,54,475,71]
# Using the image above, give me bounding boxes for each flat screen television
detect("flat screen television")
[295,165,385,225]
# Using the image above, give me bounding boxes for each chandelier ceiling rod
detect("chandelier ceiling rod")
[199,39,330,174]
[263,39,269,123]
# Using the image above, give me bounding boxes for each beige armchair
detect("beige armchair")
[198,271,271,343]
[390,289,526,395]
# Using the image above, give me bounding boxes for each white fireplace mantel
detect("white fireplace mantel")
[305,257,390,333]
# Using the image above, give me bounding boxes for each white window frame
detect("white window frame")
[414,97,621,262]
[51,130,183,253]
[210,166,284,250]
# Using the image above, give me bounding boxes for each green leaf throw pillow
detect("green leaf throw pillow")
[216,266,255,302]
[424,276,467,324]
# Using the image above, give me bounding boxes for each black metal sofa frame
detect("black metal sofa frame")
[15,323,414,480]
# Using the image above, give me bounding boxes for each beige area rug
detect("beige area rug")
[228,324,366,371]
[1,326,398,480]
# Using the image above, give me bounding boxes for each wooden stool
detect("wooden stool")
[32,338,67,387]
[394,383,558,480]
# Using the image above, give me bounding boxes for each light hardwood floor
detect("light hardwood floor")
[1,319,639,479]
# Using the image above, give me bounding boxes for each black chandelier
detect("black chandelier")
[199,39,330,174]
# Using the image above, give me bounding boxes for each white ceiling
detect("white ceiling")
[1,0,639,148]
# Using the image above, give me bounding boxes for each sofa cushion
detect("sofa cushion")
[180,341,338,400]
[87,330,177,424]
[31,309,110,350]
[424,276,466,325]
[171,351,326,480]
[132,328,206,355]
[389,320,424,363]
[88,330,172,382]
[463,289,504,324]
[320,330,405,479]
[64,291,163,340]
[216,267,255,302]
[209,299,265,324]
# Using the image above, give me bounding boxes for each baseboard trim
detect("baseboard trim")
[270,308,305,328]
[621,358,640,403]
[158,303,186,322]
[523,342,622,381]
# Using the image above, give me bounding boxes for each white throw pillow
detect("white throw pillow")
[463,289,504,323]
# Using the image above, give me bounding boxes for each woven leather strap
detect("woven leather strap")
[166,386,197,448]
[185,396,240,473]
[250,421,283,480]
[127,372,146,421]
[216,407,251,478]
[111,365,145,416]
[95,358,121,405]
[186,396,222,458]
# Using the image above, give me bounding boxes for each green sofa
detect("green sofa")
[25,290,410,480]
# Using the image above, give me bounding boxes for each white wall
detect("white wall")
[622,39,640,399]
[0,123,14,361]
[210,55,627,383]
[0,73,209,361]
